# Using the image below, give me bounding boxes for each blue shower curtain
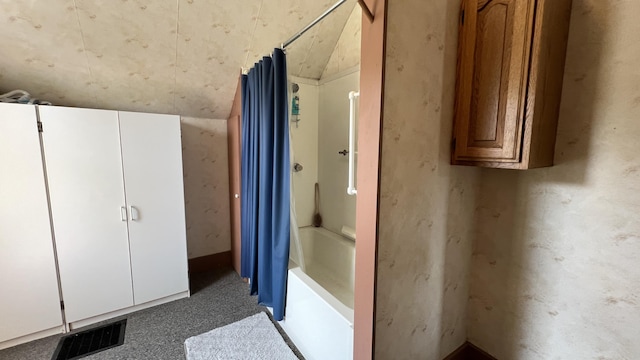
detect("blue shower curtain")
[240,48,290,321]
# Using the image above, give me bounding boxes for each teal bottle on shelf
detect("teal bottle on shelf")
[292,96,300,115]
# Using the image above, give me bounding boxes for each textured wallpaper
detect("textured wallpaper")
[0,0,354,119]
[467,1,640,358]
[375,0,480,359]
[180,117,231,259]
[284,2,358,80]
[321,5,362,79]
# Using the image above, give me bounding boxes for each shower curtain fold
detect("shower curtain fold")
[240,48,291,321]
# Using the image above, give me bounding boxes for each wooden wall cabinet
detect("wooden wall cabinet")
[452,0,573,169]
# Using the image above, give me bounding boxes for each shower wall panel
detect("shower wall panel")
[318,71,360,235]
[289,77,320,227]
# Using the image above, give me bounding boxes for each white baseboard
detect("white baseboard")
[0,326,65,351]
[0,291,190,352]
[69,291,190,330]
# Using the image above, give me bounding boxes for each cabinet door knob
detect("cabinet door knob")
[120,206,128,221]
[234,194,240,199]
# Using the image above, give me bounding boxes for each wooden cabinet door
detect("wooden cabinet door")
[118,112,189,305]
[453,0,536,162]
[0,104,63,345]
[40,106,134,323]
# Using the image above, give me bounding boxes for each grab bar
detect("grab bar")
[347,91,359,196]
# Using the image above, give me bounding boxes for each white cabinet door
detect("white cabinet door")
[0,104,63,343]
[119,112,189,305]
[39,106,133,323]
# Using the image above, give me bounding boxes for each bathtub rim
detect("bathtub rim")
[300,226,355,246]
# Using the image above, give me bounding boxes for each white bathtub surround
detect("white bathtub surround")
[284,12,361,358]
[318,70,360,235]
[298,227,355,307]
[288,77,319,228]
[286,71,359,360]
[289,70,359,237]
[280,227,355,360]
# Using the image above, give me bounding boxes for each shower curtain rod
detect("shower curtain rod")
[281,0,348,49]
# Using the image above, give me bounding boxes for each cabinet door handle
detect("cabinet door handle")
[130,206,139,221]
[120,206,128,221]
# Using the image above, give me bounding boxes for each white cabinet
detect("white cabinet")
[118,111,189,305]
[0,104,64,347]
[39,107,134,323]
[0,104,188,348]
[39,106,189,326]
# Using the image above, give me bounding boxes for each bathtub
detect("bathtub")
[279,226,355,360]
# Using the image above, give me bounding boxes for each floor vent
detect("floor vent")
[52,319,126,360]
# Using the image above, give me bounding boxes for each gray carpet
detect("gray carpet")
[184,312,297,360]
[0,268,303,360]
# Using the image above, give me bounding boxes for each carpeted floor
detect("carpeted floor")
[0,267,303,360]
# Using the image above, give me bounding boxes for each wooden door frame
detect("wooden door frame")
[228,75,243,275]
[354,0,386,359]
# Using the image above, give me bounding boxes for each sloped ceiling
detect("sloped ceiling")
[0,0,357,119]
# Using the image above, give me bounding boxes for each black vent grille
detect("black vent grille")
[52,319,126,360]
